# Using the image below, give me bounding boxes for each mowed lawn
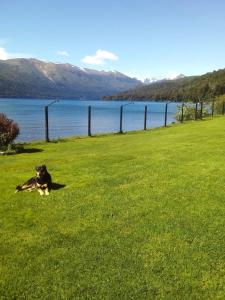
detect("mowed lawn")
[1,117,225,299]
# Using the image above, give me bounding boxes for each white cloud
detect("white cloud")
[0,47,31,60]
[82,49,118,65]
[57,50,69,57]
[0,47,8,60]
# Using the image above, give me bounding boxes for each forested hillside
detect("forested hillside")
[103,68,225,102]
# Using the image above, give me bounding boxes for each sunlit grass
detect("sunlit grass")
[1,117,225,299]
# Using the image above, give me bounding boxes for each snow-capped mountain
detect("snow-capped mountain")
[143,74,186,85]
[0,58,142,99]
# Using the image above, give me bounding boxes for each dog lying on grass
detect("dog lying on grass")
[15,165,52,196]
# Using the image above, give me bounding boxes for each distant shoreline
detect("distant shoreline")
[0,97,180,103]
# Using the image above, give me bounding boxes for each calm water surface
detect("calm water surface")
[0,99,180,141]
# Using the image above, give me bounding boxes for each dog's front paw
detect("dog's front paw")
[38,189,44,196]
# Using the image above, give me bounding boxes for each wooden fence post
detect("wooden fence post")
[195,102,198,120]
[45,106,49,142]
[144,105,147,130]
[164,103,168,127]
[181,103,184,123]
[211,99,215,117]
[200,101,203,119]
[119,106,123,133]
[88,105,92,136]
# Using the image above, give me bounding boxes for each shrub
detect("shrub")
[175,104,211,121]
[213,95,225,114]
[0,113,20,149]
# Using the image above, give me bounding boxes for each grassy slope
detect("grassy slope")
[1,117,225,299]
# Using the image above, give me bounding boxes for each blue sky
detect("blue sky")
[0,0,225,80]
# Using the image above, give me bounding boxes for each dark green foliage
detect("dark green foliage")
[0,113,20,148]
[175,104,211,121]
[213,94,225,114]
[104,68,225,102]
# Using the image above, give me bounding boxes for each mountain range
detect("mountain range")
[0,58,142,99]
[104,69,225,102]
[143,74,185,85]
[1,58,225,102]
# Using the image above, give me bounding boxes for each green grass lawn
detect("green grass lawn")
[1,117,225,299]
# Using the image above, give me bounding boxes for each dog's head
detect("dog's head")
[36,165,47,178]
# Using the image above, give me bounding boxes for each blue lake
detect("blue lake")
[0,99,180,141]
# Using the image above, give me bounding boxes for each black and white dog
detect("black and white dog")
[15,165,52,195]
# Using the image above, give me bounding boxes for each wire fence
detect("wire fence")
[0,99,224,142]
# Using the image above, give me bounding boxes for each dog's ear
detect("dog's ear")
[35,165,47,171]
